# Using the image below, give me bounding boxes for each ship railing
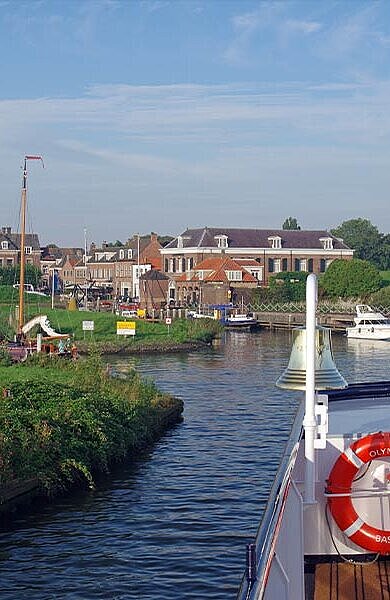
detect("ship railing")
[236,401,305,600]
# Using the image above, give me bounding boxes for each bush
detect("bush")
[368,286,390,308]
[320,259,382,298]
[0,356,183,494]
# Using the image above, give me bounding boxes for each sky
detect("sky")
[1,0,390,246]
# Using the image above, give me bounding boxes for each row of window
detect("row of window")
[165,257,194,273]
[176,235,335,251]
[0,242,32,253]
[268,258,331,273]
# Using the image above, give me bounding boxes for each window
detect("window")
[226,270,242,281]
[268,258,274,273]
[165,258,169,272]
[268,236,282,249]
[25,246,32,254]
[182,258,186,272]
[320,259,326,273]
[127,249,133,259]
[119,250,124,259]
[274,259,281,273]
[282,258,288,271]
[215,235,228,248]
[308,258,314,273]
[6,258,13,266]
[1,241,8,250]
[320,237,333,250]
[188,257,194,270]
[299,259,307,272]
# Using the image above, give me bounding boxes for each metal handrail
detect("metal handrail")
[236,400,304,600]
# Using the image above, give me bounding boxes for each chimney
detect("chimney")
[2,226,11,235]
[150,232,158,243]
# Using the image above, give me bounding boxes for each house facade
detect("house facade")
[175,256,259,306]
[0,225,41,270]
[84,233,163,300]
[161,228,354,296]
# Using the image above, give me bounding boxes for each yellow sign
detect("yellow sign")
[137,309,146,318]
[117,321,136,336]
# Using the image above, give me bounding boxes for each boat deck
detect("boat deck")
[306,559,390,599]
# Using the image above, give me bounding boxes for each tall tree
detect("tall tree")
[331,218,388,268]
[320,259,381,298]
[282,217,301,230]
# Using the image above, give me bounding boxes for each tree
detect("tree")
[269,271,308,301]
[331,218,388,269]
[320,259,382,298]
[0,265,42,287]
[282,217,301,230]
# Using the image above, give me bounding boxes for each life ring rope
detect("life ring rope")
[326,431,390,555]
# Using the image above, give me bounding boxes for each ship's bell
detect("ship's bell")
[276,326,347,390]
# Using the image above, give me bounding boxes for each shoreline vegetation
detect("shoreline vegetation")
[0,288,223,354]
[0,351,184,516]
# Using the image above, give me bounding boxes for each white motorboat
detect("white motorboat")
[236,275,390,600]
[224,313,259,329]
[346,304,390,340]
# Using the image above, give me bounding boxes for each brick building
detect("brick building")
[0,225,41,270]
[161,228,353,293]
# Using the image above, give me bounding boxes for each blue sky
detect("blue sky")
[1,0,390,246]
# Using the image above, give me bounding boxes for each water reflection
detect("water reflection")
[0,330,388,599]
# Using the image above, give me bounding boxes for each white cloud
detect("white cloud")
[1,79,390,243]
[284,19,321,35]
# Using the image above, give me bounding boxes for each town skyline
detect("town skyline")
[1,1,390,245]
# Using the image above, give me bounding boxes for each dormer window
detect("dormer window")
[127,249,133,259]
[215,235,228,249]
[25,246,32,254]
[177,236,183,249]
[268,236,282,249]
[119,249,124,259]
[226,270,242,281]
[1,241,8,250]
[320,237,333,250]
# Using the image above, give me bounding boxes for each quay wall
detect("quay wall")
[154,308,354,332]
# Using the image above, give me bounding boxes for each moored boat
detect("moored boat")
[346,304,390,340]
[223,313,259,330]
[236,275,390,600]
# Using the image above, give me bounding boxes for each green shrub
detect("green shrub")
[369,286,390,307]
[0,357,183,494]
[320,259,382,298]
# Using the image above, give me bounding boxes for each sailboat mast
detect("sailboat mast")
[17,155,44,335]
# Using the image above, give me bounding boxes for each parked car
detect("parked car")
[120,309,138,319]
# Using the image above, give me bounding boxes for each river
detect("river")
[0,330,389,599]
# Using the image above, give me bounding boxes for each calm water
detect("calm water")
[0,331,389,599]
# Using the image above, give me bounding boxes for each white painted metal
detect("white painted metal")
[303,273,317,504]
[346,305,390,340]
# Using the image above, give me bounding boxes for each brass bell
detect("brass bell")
[276,326,347,390]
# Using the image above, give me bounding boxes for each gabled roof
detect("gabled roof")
[140,269,170,281]
[177,256,257,284]
[164,227,350,250]
[41,245,84,260]
[0,232,40,251]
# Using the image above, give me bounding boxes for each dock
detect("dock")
[253,311,353,332]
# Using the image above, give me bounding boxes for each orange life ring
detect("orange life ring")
[326,432,390,554]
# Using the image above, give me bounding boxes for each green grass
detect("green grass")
[0,353,183,495]
[0,297,222,349]
[380,271,390,286]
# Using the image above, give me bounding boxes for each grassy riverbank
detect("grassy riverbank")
[0,353,183,505]
[0,291,222,352]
